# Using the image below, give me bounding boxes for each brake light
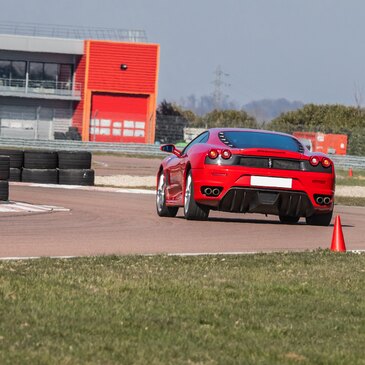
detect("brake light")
[208,149,219,159]
[321,157,332,168]
[221,149,232,159]
[309,156,320,166]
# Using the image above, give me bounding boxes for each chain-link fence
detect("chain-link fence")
[155,115,188,144]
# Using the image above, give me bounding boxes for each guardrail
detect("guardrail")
[0,137,365,168]
[0,137,166,157]
[330,155,365,170]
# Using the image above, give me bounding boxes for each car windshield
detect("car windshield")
[221,131,302,152]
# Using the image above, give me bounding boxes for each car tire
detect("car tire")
[279,215,300,224]
[58,169,95,186]
[156,172,179,217]
[22,169,58,184]
[24,151,58,169]
[305,210,333,226]
[0,181,9,201]
[58,151,92,169]
[0,149,24,168]
[184,171,209,220]
[9,168,22,182]
[0,156,10,180]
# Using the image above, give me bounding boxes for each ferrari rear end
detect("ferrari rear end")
[192,129,335,225]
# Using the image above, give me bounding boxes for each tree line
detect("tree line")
[157,100,365,156]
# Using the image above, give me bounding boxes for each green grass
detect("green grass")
[336,169,365,186]
[1,252,365,365]
[335,196,365,206]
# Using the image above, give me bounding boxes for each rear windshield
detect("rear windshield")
[221,131,302,152]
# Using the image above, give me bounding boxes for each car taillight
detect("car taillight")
[208,149,219,159]
[221,149,232,159]
[321,157,332,168]
[309,156,320,166]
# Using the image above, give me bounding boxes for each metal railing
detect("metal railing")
[0,78,81,98]
[0,21,147,43]
[331,155,365,170]
[0,138,164,156]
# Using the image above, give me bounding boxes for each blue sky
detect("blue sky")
[1,0,365,106]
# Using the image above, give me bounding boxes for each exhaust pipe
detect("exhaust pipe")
[316,196,324,205]
[204,187,212,196]
[323,197,331,205]
[212,188,220,196]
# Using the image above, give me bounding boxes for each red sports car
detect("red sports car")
[156,128,335,226]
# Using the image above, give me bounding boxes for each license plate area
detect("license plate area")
[250,176,292,189]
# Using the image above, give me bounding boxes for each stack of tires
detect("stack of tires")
[0,155,10,201]
[22,150,59,184]
[0,149,94,186]
[0,149,24,182]
[58,151,94,185]
[54,126,82,141]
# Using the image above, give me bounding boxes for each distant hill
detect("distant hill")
[178,95,304,123]
[243,98,304,124]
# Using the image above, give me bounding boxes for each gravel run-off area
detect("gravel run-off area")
[95,175,365,197]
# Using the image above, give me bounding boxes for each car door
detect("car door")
[164,153,181,201]
[174,132,209,204]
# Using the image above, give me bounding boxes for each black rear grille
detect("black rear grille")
[272,159,301,170]
[239,157,301,171]
[219,188,314,217]
[239,157,268,168]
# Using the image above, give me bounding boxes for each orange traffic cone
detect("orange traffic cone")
[330,215,346,252]
[348,168,353,178]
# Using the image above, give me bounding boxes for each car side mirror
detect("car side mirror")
[160,144,182,157]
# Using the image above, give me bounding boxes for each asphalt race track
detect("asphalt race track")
[1,184,364,258]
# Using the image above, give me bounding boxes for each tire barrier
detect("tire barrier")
[0,155,10,201]
[0,149,94,187]
[59,169,95,186]
[9,168,22,182]
[24,150,58,169]
[54,126,82,141]
[0,149,24,168]
[22,168,59,184]
[0,156,10,180]
[67,127,82,140]
[57,151,92,169]
[0,181,9,201]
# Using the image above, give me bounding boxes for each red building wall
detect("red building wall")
[73,40,159,143]
[72,52,87,132]
[87,42,158,94]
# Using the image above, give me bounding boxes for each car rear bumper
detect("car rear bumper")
[192,166,335,216]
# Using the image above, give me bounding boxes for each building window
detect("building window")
[11,61,26,79]
[0,60,26,86]
[11,61,26,86]
[44,63,58,88]
[0,60,11,79]
[29,62,73,90]
[58,64,72,89]
[29,62,43,79]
